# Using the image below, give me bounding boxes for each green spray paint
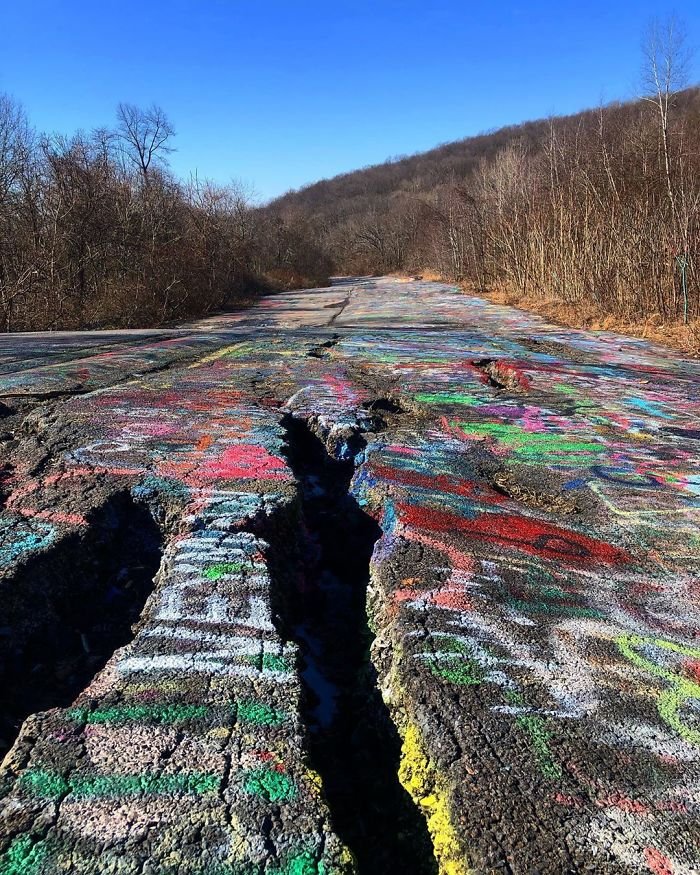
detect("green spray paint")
[617,633,700,747]
[242,768,296,802]
[204,562,247,580]
[18,769,220,801]
[269,851,326,875]
[224,343,257,358]
[203,849,327,875]
[0,835,48,875]
[237,700,286,726]
[507,598,603,619]
[455,421,602,462]
[414,392,480,406]
[69,698,287,727]
[505,691,562,780]
[428,658,484,685]
[17,770,66,799]
[419,634,485,686]
[515,715,563,780]
[68,703,209,724]
[251,654,293,673]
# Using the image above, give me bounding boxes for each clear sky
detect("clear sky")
[2,1,699,202]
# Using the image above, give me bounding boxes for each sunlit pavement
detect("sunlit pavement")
[0,277,698,874]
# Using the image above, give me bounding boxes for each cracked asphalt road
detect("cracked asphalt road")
[0,276,699,875]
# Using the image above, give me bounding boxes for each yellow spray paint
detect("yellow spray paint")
[398,720,470,875]
[303,766,324,794]
[190,344,247,367]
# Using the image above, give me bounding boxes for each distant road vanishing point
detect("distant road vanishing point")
[0,277,698,874]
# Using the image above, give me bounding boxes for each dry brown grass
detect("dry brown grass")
[390,269,444,282]
[397,273,700,357]
[476,283,700,358]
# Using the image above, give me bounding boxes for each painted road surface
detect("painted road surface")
[0,277,699,875]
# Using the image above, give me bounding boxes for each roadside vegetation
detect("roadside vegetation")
[0,100,331,330]
[268,20,700,353]
[2,19,698,348]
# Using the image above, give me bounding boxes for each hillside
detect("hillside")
[267,88,700,342]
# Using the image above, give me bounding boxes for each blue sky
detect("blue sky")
[2,1,699,201]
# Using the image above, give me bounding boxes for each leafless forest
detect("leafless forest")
[268,25,700,336]
[0,100,331,330]
[271,83,700,329]
[1,24,699,332]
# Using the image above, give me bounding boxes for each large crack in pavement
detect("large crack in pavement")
[280,413,438,875]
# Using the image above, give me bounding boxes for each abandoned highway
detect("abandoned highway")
[0,277,698,875]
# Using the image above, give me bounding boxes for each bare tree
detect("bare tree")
[0,94,32,205]
[641,16,691,222]
[116,103,175,185]
[0,95,36,329]
[641,16,696,320]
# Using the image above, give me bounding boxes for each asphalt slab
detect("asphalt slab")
[0,277,698,875]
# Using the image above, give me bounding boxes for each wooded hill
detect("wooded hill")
[2,72,699,332]
[267,87,700,325]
